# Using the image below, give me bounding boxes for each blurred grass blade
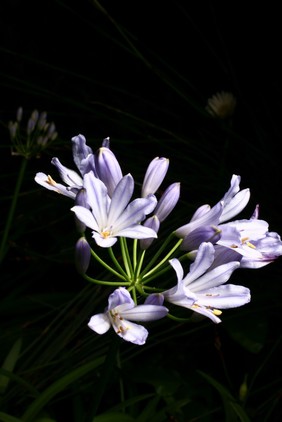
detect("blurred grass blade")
[0,412,23,422]
[198,370,251,422]
[0,338,22,394]
[22,356,105,422]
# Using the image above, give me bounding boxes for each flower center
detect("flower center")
[109,310,129,334]
[101,230,111,239]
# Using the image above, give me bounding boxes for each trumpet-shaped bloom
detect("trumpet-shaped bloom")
[71,171,158,247]
[175,174,250,239]
[88,287,169,345]
[181,201,282,268]
[163,242,250,323]
[34,134,96,199]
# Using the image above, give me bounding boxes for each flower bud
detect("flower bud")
[141,157,169,198]
[139,215,160,250]
[75,237,91,274]
[154,182,180,222]
[74,188,89,233]
[95,147,123,197]
[181,225,222,251]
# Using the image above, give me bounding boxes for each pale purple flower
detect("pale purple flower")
[88,287,168,345]
[175,174,250,239]
[214,206,282,267]
[34,134,95,198]
[71,171,158,247]
[163,242,250,323]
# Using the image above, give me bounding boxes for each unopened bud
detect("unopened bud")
[75,237,91,274]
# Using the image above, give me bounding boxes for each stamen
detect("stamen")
[241,237,256,249]
[47,175,57,186]
[246,241,256,249]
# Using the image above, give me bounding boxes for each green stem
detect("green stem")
[140,232,179,276]
[167,313,193,322]
[120,237,133,277]
[141,237,183,280]
[141,262,173,285]
[108,247,129,279]
[134,249,146,280]
[132,238,138,270]
[90,248,128,281]
[0,157,28,264]
[82,273,130,286]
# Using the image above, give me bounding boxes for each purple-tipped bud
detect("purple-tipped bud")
[154,182,180,222]
[140,215,160,250]
[75,237,91,274]
[95,147,123,197]
[141,157,169,198]
[181,225,222,251]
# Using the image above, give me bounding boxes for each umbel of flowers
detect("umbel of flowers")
[35,134,282,345]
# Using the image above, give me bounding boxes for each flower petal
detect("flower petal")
[122,304,168,321]
[196,284,251,308]
[34,172,76,199]
[108,287,134,310]
[88,313,111,334]
[107,174,134,225]
[175,201,223,238]
[51,157,83,187]
[183,242,215,285]
[71,205,99,232]
[186,261,240,292]
[116,320,148,345]
[84,171,109,229]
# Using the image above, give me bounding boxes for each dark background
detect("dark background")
[1,1,282,421]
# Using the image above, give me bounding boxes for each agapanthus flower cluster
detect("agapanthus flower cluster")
[35,134,282,345]
[8,107,58,159]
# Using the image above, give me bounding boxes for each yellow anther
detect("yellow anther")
[212,309,222,316]
[47,175,57,187]
[101,230,111,239]
[246,241,256,249]
[241,237,256,249]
